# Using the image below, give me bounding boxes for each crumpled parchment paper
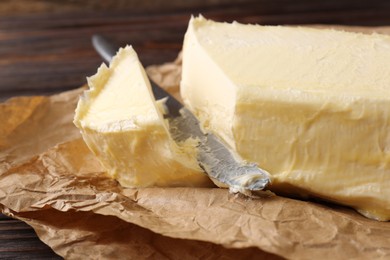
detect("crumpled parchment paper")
[1,26,390,260]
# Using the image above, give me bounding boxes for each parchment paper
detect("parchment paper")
[1,26,390,260]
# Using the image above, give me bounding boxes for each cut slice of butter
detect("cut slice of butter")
[181,16,390,220]
[74,46,211,188]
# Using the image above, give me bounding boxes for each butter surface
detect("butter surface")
[74,46,211,188]
[181,16,390,220]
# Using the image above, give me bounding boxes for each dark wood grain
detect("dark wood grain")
[1,1,390,100]
[0,215,61,259]
[1,1,390,259]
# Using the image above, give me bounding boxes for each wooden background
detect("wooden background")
[1,0,390,258]
[2,0,390,101]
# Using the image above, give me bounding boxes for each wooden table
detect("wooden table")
[1,1,390,258]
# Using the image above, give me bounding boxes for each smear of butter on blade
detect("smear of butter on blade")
[74,46,212,188]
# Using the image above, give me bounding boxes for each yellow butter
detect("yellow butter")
[74,46,211,188]
[181,16,390,220]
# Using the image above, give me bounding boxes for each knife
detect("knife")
[92,35,271,193]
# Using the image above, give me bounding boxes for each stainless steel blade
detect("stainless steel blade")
[91,34,271,192]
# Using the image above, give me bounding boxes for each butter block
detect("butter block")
[74,46,211,188]
[181,16,390,220]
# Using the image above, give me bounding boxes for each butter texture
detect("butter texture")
[181,16,390,220]
[74,46,211,188]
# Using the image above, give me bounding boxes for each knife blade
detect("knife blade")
[92,35,271,193]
